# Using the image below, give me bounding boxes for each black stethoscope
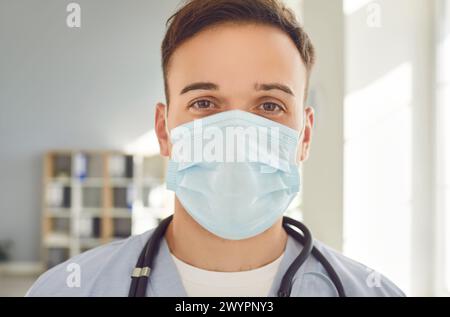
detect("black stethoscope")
[128,215,346,297]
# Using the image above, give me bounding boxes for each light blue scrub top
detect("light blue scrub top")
[27,227,405,297]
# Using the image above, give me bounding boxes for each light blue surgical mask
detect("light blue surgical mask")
[166,110,302,240]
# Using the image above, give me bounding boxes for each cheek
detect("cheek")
[281,113,303,132]
[276,104,304,131]
[168,104,195,129]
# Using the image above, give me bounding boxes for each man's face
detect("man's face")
[156,22,314,161]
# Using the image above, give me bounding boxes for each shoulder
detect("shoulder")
[311,240,406,297]
[26,230,153,297]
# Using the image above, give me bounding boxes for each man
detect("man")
[27,0,404,297]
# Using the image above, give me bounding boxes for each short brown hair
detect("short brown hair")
[161,0,316,105]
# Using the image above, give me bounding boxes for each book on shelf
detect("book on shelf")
[108,155,133,178]
[52,154,71,178]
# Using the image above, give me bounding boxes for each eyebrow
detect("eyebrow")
[180,82,219,95]
[179,81,295,96]
[254,82,295,96]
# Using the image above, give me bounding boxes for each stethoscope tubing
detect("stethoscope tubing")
[129,215,346,297]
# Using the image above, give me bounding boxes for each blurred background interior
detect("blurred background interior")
[0,0,449,296]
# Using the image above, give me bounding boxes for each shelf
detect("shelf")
[79,208,103,217]
[110,208,132,218]
[109,177,134,186]
[47,177,71,185]
[44,233,71,248]
[45,208,71,218]
[0,262,44,276]
[110,237,128,241]
[79,178,104,186]
[45,208,135,218]
[42,150,168,269]
[79,238,102,249]
[142,177,165,186]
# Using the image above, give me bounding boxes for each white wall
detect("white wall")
[0,0,181,262]
[302,0,345,252]
[435,0,450,296]
[343,0,435,295]
[301,0,437,295]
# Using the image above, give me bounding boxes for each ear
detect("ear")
[298,106,314,162]
[155,102,170,157]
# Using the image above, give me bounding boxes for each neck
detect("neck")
[165,197,288,272]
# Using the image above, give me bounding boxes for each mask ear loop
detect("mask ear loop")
[164,104,170,137]
[163,105,176,162]
[293,112,307,165]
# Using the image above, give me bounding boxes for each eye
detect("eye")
[188,99,216,111]
[258,102,285,114]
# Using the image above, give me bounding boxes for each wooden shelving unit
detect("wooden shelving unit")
[41,150,170,268]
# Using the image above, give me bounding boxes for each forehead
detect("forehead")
[167,23,307,97]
